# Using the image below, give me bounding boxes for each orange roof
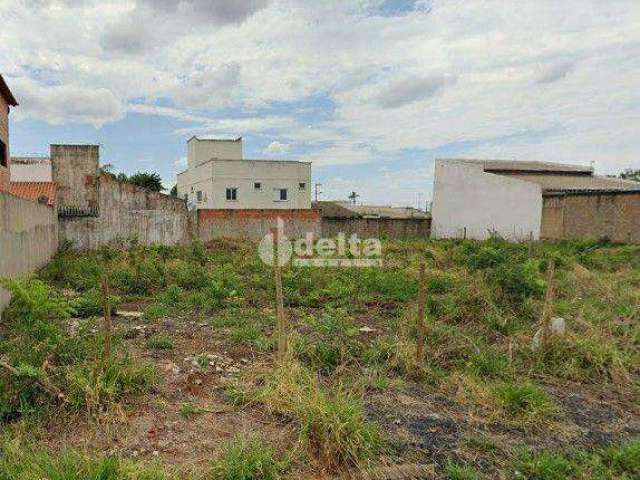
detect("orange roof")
[9,182,56,207]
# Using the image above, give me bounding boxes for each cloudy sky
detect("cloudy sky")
[1,0,639,206]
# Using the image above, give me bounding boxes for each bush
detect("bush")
[143,303,170,320]
[210,435,284,480]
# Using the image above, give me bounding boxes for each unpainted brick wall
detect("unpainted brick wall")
[197,209,321,241]
[0,94,10,193]
[321,217,431,239]
[541,192,640,243]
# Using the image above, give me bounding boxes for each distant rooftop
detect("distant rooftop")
[315,201,429,219]
[9,182,56,207]
[0,74,18,107]
[439,158,640,194]
[441,158,593,174]
[188,136,242,143]
[11,156,50,164]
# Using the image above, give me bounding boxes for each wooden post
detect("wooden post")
[540,258,556,346]
[101,275,112,362]
[416,262,426,362]
[528,231,534,257]
[463,226,467,240]
[273,229,288,360]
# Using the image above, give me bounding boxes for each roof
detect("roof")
[188,136,242,143]
[9,182,56,207]
[441,158,593,174]
[11,156,50,164]
[507,173,640,193]
[316,201,429,219]
[0,74,18,107]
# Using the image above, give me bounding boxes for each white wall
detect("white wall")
[180,159,311,210]
[187,137,243,169]
[431,159,543,241]
[10,160,52,182]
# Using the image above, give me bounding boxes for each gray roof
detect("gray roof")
[440,158,593,174]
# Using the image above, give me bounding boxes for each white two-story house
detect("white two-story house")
[176,137,311,210]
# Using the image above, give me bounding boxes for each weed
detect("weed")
[146,334,174,350]
[443,459,480,480]
[516,451,576,480]
[210,434,284,480]
[179,402,207,418]
[493,383,555,425]
[143,303,170,320]
[253,362,382,469]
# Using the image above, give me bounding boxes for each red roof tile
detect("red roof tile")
[9,182,57,207]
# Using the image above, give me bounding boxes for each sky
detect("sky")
[1,0,639,207]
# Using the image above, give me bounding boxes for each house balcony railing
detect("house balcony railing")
[57,206,100,218]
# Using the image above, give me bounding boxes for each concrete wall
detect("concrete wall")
[0,192,58,314]
[541,192,640,243]
[179,159,311,210]
[59,173,190,250]
[51,144,99,212]
[197,209,321,242]
[10,158,52,182]
[431,159,543,241]
[187,137,243,170]
[321,217,431,239]
[0,94,10,193]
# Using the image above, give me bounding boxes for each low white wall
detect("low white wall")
[0,192,59,315]
[431,160,542,241]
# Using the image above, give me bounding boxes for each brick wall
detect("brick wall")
[321,217,431,239]
[541,192,640,243]
[197,209,321,241]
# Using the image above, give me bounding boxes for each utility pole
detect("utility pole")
[314,183,323,203]
[348,191,359,204]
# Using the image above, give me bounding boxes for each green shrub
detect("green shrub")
[210,435,284,480]
[146,334,173,350]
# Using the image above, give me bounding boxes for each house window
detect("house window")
[254,182,262,190]
[275,188,288,201]
[196,191,203,202]
[0,139,6,168]
[299,182,306,191]
[226,187,238,201]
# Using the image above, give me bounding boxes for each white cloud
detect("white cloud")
[10,77,125,127]
[0,0,639,204]
[263,140,290,155]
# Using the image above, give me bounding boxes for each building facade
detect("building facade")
[177,137,311,210]
[0,75,18,193]
[431,158,640,242]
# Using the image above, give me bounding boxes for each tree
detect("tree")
[170,185,178,197]
[127,172,165,192]
[619,169,640,182]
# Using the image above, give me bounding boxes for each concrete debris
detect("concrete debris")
[117,310,143,318]
[531,317,567,351]
[551,317,566,335]
[359,326,377,333]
